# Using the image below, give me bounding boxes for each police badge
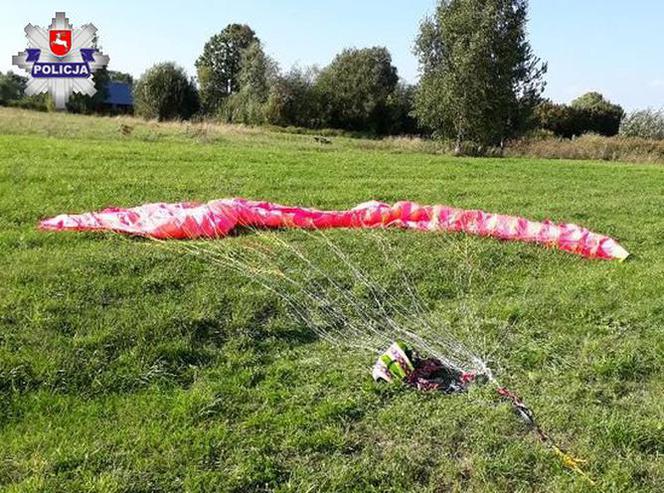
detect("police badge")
[12,12,110,109]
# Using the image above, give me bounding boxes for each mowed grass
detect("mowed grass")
[0,108,663,492]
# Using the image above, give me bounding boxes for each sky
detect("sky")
[1,0,663,110]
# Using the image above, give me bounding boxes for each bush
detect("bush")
[620,109,664,140]
[534,102,579,138]
[536,93,624,138]
[9,94,52,112]
[0,71,27,105]
[134,63,199,121]
[507,132,664,164]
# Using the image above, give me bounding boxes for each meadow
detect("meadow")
[0,108,662,492]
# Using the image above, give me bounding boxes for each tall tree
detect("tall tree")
[196,24,258,113]
[218,41,278,124]
[414,0,547,149]
[316,47,399,133]
[238,41,277,103]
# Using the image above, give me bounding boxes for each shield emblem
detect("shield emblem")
[49,30,72,56]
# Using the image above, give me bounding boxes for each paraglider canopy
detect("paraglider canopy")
[39,198,629,261]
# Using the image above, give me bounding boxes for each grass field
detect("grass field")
[1,108,662,492]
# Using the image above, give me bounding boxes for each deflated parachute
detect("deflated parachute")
[39,198,629,261]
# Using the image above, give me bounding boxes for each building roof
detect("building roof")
[105,81,133,106]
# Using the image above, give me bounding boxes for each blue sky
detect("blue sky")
[2,0,663,110]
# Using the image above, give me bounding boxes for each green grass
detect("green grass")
[1,108,663,492]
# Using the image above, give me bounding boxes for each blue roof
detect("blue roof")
[105,81,133,106]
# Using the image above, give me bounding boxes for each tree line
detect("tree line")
[134,24,417,136]
[0,68,133,113]
[2,0,662,147]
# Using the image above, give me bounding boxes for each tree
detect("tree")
[196,24,258,113]
[0,71,27,105]
[414,0,547,149]
[218,41,279,124]
[108,70,134,85]
[134,62,199,121]
[239,41,278,103]
[570,92,624,136]
[315,47,399,133]
[385,81,419,135]
[265,67,323,128]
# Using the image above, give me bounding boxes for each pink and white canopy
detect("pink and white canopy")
[39,198,629,261]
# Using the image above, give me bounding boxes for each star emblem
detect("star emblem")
[12,12,110,109]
